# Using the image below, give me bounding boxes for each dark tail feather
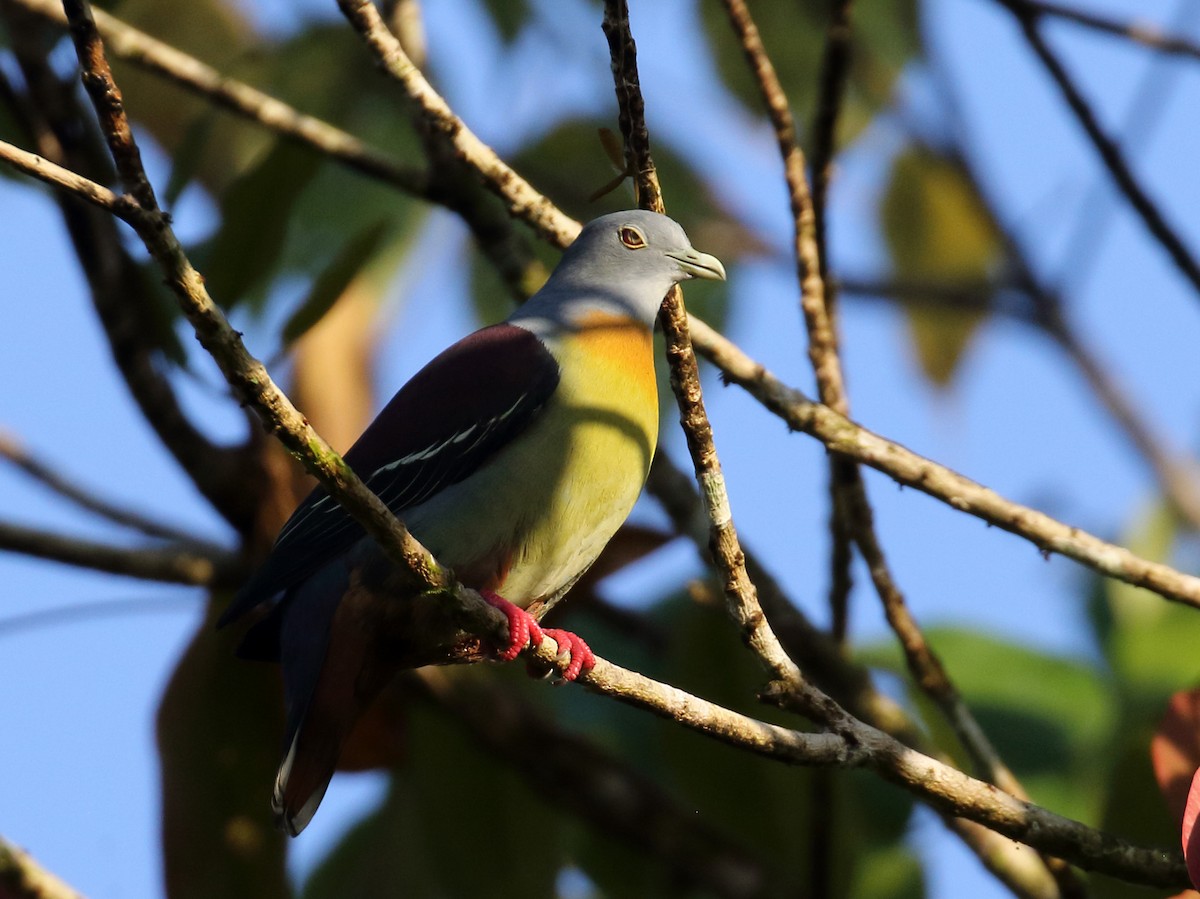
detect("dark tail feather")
[271,562,393,836]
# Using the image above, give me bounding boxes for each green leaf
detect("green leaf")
[862,628,1116,823]
[199,139,323,309]
[303,697,561,899]
[700,0,919,148]
[281,221,393,347]
[881,147,1003,386]
[479,0,532,42]
[1094,500,1192,708]
[157,600,290,899]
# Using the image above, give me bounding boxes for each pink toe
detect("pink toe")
[542,628,595,681]
[481,591,541,661]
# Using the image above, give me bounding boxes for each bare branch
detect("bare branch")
[335,0,578,248]
[0,521,237,587]
[602,0,804,699]
[1005,0,1200,62]
[687,315,1200,608]
[996,0,1200,299]
[0,12,259,530]
[0,431,207,543]
[0,836,83,899]
[9,0,430,197]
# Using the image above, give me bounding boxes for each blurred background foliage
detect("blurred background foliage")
[3,0,1200,897]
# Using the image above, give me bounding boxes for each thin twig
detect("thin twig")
[0,521,238,587]
[336,0,577,248]
[6,10,1191,881]
[719,0,1039,815]
[0,10,260,530]
[602,0,802,696]
[686,315,1200,608]
[0,835,84,899]
[1006,0,1200,62]
[0,431,207,543]
[10,0,431,197]
[996,0,1200,298]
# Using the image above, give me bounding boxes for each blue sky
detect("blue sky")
[2,0,1199,896]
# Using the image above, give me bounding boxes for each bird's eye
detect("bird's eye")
[618,226,647,250]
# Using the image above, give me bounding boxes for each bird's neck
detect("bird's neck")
[508,286,662,338]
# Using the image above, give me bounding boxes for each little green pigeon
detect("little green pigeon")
[219,209,726,835]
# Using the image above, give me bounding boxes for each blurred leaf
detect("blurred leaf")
[849,844,925,899]
[281,220,392,346]
[1096,501,1194,708]
[157,598,290,899]
[1186,769,1200,890]
[199,139,323,308]
[163,112,217,207]
[1092,727,1182,899]
[701,0,919,147]
[882,147,1003,385]
[479,0,531,42]
[863,627,1115,823]
[650,594,916,895]
[1153,688,1200,826]
[303,699,561,899]
[103,0,264,193]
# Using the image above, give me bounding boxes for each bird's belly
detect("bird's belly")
[405,317,658,609]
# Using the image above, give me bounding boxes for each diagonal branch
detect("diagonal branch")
[1005,0,1200,62]
[9,0,431,197]
[0,431,207,543]
[0,835,83,899]
[995,0,1200,299]
[3,8,1190,881]
[717,1,1047,847]
[602,0,804,699]
[686,314,1200,609]
[0,521,237,587]
[0,7,259,530]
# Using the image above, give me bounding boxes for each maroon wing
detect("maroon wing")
[220,323,559,627]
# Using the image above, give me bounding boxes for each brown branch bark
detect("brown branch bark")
[0,521,238,587]
[1004,0,1200,61]
[0,6,259,531]
[996,0,1200,299]
[0,431,207,543]
[686,315,1200,608]
[2,9,1191,884]
[0,836,84,899]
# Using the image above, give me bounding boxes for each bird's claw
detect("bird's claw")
[541,628,595,681]
[480,591,593,681]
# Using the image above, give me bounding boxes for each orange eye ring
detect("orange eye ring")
[618,226,646,250]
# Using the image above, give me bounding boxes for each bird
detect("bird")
[218,209,726,836]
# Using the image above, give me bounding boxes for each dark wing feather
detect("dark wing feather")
[219,323,559,628]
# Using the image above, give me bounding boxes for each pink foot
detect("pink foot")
[542,628,596,681]
[481,590,544,661]
[479,591,594,681]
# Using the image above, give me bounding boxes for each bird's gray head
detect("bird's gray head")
[512,210,726,330]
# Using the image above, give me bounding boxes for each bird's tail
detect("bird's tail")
[271,561,382,836]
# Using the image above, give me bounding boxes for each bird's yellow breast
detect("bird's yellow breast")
[403,312,659,609]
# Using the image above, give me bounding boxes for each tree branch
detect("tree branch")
[8,0,431,198]
[995,0,1200,299]
[3,9,1190,882]
[0,521,238,587]
[686,315,1200,608]
[1004,0,1200,62]
[0,835,83,899]
[0,9,259,530]
[0,431,207,543]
